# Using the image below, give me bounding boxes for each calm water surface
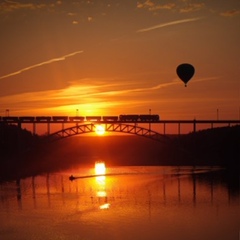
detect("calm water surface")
[0,165,239,240]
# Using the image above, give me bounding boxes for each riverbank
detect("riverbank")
[0,125,239,181]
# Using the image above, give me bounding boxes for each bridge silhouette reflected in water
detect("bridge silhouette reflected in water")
[1,166,234,212]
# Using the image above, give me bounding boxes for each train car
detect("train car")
[139,114,160,122]
[119,115,139,122]
[86,116,101,121]
[2,116,19,122]
[36,116,51,121]
[102,116,118,121]
[19,116,35,122]
[69,116,85,121]
[52,116,68,121]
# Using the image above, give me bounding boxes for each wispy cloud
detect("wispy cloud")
[0,76,220,115]
[0,1,46,12]
[94,76,219,97]
[136,17,202,33]
[7,76,218,104]
[220,9,240,17]
[191,76,220,83]
[136,1,204,13]
[0,50,83,80]
[179,3,205,13]
[137,1,176,11]
[0,81,174,114]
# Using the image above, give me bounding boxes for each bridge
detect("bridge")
[46,123,171,143]
[0,115,239,142]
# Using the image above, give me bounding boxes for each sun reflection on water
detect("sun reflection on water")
[95,161,106,175]
[94,161,109,209]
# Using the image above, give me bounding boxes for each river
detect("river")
[0,165,239,240]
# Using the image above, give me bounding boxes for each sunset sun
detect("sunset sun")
[95,125,105,135]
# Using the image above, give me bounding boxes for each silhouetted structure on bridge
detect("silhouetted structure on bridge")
[0,115,239,136]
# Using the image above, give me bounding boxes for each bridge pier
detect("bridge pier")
[47,123,50,135]
[17,122,22,154]
[193,119,196,133]
[33,123,36,135]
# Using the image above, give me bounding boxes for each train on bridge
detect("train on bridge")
[0,114,160,123]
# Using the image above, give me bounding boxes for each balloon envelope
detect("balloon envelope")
[176,63,195,86]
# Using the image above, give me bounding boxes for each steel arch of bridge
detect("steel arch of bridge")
[46,123,170,143]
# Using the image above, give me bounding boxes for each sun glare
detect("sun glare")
[95,125,105,135]
[95,161,106,175]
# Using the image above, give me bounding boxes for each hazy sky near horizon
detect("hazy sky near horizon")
[0,0,239,119]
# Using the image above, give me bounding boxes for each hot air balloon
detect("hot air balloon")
[176,63,195,87]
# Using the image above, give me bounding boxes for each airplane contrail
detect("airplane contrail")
[0,50,84,80]
[137,17,202,33]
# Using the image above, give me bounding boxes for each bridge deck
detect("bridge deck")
[0,119,239,124]
[1,117,239,136]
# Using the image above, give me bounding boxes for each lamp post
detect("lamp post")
[75,109,79,126]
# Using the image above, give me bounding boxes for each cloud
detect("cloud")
[137,1,175,11]
[22,76,219,104]
[179,3,205,13]
[72,20,79,24]
[68,12,77,16]
[69,80,180,100]
[0,76,219,115]
[0,0,63,13]
[137,1,204,13]
[220,9,240,17]
[0,50,84,80]
[137,0,154,9]
[137,17,202,33]
[0,1,46,12]
[191,76,220,83]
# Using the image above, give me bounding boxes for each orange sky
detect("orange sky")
[0,0,239,120]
